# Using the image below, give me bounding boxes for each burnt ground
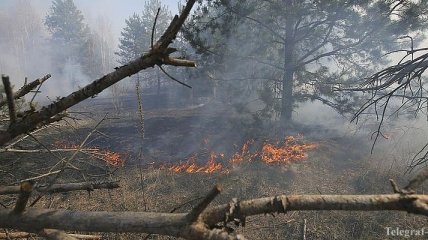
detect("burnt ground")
[1,96,427,239]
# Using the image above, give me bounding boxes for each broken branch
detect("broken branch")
[0,180,119,195]
[0,74,51,108]
[1,75,16,124]
[12,181,34,214]
[0,0,197,147]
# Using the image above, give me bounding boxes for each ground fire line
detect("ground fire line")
[166,135,318,174]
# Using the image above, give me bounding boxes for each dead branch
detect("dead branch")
[0,74,51,108]
[0,0,197,147]
[200,193,428,227]
[186,184,222,222]
[12,181,34,214]
[0,231,101,239]
[0,180,119,195]
[0,192,427,239]
[0,148,101,153]
[1,75,17,124]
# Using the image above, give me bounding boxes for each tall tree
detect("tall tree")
[45,0,103,79]
[116,0,173,97]
[116,0,172,64]
[185,0,428,126]
[116,13,146,64]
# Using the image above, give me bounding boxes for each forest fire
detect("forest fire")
[260,136,318,164]
[53,140,125,166]
[168,153,224,173]
[166,135,318,174]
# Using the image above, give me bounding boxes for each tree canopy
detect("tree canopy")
[184,0,428,125]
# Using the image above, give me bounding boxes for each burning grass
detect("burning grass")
[53,140,126,166]
[166,135,318,174]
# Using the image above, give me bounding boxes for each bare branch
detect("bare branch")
[186,184,222,222]
[0,181,119,195]
[159,66,192,88]
[0,232,101,239]
[0,74,51,108]
[0,0,197,147]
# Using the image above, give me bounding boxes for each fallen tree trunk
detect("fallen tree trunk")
[0,231,101,239]
[1,193,427,239]
[0,181,120,195]
[0,0,197,147]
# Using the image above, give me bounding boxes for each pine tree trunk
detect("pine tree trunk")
[280,0,295,127]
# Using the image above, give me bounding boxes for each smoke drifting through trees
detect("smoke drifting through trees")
[183,0,428,127]
[1,0,428,162]
[0,0,115,99]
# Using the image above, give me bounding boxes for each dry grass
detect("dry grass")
[1,112,427,239]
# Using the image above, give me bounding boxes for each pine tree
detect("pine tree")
[116,13,146,64]
[45,0,88,43]
[185,0,428,126]
[116,0,172,93]
[45,0,103,78]
[116,0,171,64]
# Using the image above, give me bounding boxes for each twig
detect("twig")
[159,65,192,88]
[301,219,307,240]
[13,171,61,185]
[151,8,161,48]
[48,115,107,185]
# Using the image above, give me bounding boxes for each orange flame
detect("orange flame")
[53,140,125,166]
[166,135,318,174]
[168,153,223,173]
[260,136,318,164]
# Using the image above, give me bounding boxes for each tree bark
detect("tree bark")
[0,181,120,195]
[280,0,296,126]
[1,193,427,239]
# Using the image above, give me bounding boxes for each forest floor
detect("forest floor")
[1,97,427,239]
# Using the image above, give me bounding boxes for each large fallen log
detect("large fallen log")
[0,0,197,147]
[0,231,101,239]
[0,181,120,195]
[1,192,427,240]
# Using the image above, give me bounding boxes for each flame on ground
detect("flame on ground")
[166,135,318,174]
[53,140,125,167]
[168,152,223,173]
[260,136,318,164]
